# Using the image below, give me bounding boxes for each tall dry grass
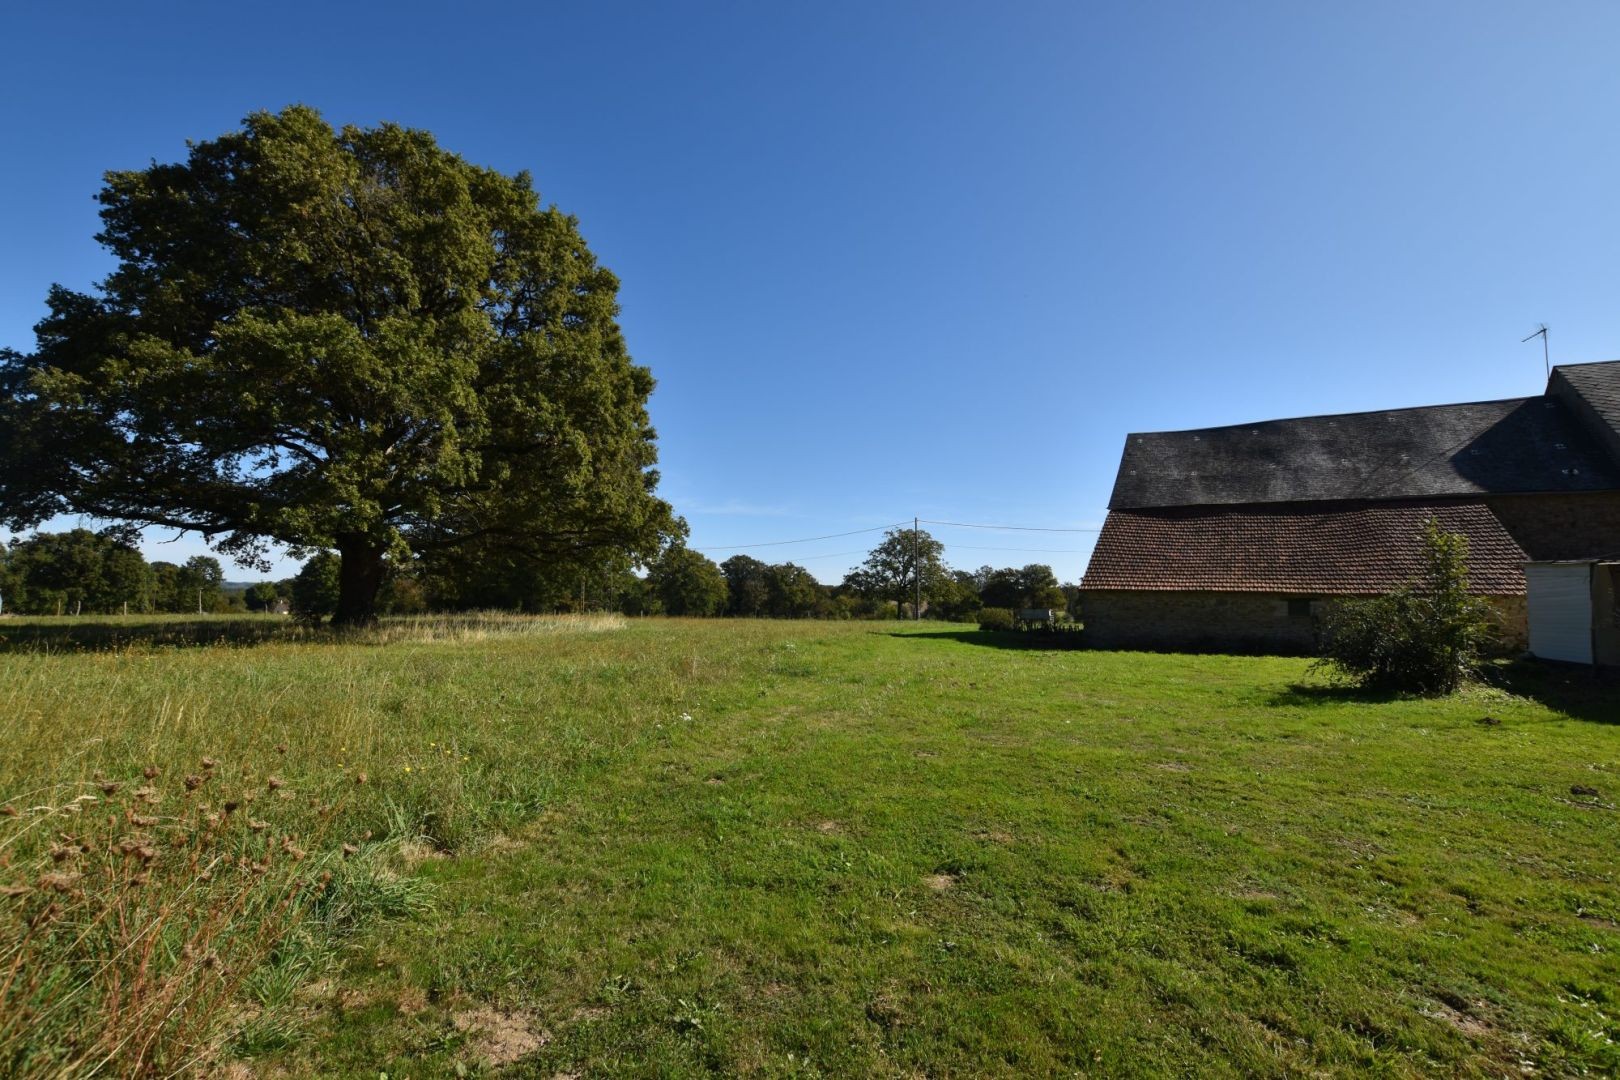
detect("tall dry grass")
[0,756,426,1076]
[0,615,792,1072]
[361,611,627,644]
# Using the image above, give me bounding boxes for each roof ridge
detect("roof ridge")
[1552,359,1620,371]
[1124,395,1538,440]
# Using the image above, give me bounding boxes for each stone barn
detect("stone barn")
[1080,360,1620,654]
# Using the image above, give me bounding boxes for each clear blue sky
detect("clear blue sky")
[3,2,1617,583]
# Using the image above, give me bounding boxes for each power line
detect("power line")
[781,548,871,562]
[921,518,1101,533]
[690,516,1104,554]
[692,521,909,552]
[943,544,1087,553]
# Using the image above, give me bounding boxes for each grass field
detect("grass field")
[3,616,1618,1077]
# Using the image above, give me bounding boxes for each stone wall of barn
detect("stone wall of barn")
[1078,590,1528,655]
[1488,492,1620,561]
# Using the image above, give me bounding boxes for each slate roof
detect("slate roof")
[1108,371,1620,510]
[1551,361,1620,467]
[1080,500,1528,595]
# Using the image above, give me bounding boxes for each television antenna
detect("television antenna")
[1521,324,1549,378]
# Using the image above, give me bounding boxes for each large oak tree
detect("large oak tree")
[0,107,678,623]
[843,527,948,615]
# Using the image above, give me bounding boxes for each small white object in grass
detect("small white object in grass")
[680,712,693,722]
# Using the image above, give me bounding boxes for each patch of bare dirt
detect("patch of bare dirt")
[971,828,1015,844]
[1154,761,1191,772]
[571,1004,610,1022]
[396,985,429,1016]
[865,988,907,1029]
[815,820,843,835]
[925,873,958,891]
[1425,1000,1493,1039]
[295,977,334,1002]
[337,986,383,1011]
[453,1006,550,1066]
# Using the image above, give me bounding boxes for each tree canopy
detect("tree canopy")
[842,528,949,615]
[647,545,728,616]
[720,555,769,617]
[977,563,1065,611]
[0,106,678,624]
[0,531,231,615]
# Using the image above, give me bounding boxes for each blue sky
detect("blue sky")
[3,2,1618,583]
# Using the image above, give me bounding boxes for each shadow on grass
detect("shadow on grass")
[0,617,297,653]
[1273,660,1620,724]
[1268,682,1411,708]
[886,628,1089,651]
[1484,661,1620,725]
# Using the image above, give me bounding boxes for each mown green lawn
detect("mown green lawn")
[3,617,1617,1077]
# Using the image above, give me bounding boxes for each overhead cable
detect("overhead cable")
[921,519,1101,533]
[943,544,1087,553]
[692,521,909,552]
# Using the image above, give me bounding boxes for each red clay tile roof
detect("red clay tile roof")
[1080,500,1528,595]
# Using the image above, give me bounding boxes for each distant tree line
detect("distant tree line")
[597,527,1079,622]
[2,525,1079,624]
[0,530,236,615]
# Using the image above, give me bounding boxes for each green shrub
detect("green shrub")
[978,607,1015,632]
[1314,519,1495,695]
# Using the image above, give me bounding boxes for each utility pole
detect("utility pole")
[913,516,921,621]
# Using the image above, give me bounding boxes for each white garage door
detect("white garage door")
[1526,563,1593,664]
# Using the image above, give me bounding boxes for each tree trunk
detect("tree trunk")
[332,539,386,628]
